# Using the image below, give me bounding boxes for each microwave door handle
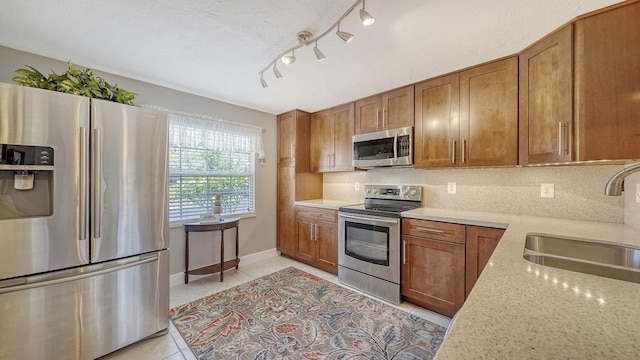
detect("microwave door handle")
[393,133,398,162]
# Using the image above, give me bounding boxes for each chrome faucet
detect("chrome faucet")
[604,162,640,196]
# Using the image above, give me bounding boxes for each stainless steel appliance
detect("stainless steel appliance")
[352,126,413,169]
[338,184,422,305]
[0,83,169,360]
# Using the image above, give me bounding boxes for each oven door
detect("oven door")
[338,212,400,283]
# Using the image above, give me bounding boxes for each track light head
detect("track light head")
[273,64,283,78]
[336,23,354,43]
[260,72,268,88]
[360,4,375,26]
[281,49,296,65]
[313,42,326,62]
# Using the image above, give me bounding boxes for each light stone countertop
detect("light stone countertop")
[293,199,361,210]
[401,208,640,359]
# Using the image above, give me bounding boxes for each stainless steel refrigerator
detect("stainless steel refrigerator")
[0,82,169,359]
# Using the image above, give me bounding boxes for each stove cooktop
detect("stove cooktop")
[338,185,422,218]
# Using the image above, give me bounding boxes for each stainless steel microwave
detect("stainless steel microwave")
[352,126,413,169]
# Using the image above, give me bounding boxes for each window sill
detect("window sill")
[169,213,256,229]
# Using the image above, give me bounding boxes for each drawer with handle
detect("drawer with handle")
[401,218,465,244]
[295,206,337,222]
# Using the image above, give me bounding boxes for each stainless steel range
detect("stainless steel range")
[338,184,422,305]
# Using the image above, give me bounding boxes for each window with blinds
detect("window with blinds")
[168,118,259,222]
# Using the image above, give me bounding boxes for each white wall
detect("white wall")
[0,45,278,277]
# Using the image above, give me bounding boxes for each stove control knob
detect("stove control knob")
[410,189,417,196]
[403,189,409,196]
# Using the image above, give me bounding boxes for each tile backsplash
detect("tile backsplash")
[324,164,628,224]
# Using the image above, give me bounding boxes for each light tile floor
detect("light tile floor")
[99,255,451,360]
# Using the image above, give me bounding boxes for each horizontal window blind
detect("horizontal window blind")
[163,112,260,222]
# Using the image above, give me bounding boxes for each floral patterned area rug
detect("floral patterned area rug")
[170,267,446,359]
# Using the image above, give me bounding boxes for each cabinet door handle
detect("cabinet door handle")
[376,109,380,129]
[415,226,445,235]
[403,240,407,264]
[461,139,466,164]
[452,139,456,164]
[382,108,386,128]
[558,122,567,156]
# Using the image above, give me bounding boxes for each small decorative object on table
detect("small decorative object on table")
[213,194,223,216]
[198,194,223,223]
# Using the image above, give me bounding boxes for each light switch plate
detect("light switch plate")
[354,182,360,191]
[541,183,555,198]
[447,182,456,194]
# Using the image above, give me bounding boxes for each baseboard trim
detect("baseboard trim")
[170,248,279,287]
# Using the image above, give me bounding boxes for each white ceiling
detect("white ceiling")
[0,0,621,115]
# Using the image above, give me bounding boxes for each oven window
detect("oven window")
[344,221,389,266]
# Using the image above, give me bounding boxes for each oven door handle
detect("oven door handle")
[339,213,399,225]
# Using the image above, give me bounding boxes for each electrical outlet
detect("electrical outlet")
[354,182,360,191]
[541,183,555,198]
[447,182,457,194]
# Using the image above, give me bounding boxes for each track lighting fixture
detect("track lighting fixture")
[260,72,267,88]
[313,41,326,62]
[258,0,375,87]
[281,49,296,65]
[336,23,354,43]
[360,0,375,26]
[273,63,282,78]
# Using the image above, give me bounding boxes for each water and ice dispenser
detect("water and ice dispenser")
[0,144,54,220]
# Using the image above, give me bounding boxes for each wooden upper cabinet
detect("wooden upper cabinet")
[355,86,414,134]
[460,57,519,167]
[519,25,573,165]
[310,110,332,172]
[278,111,296,162]
[355,96,382,134]
[415,74,460,168]
[415,58,517,169]
[311,103,354,172]
[277,110,311,165]
[575,0,640,161]
[332,103,355,171]
[382,86,415,130]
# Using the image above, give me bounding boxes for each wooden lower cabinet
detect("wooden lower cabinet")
[294,206,338,274]
[465,226,505,298]
[402,235,465,317]
[401,218,504,317]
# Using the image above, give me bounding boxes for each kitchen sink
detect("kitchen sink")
[523,234,640,284]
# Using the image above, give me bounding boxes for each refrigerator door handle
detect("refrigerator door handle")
[79,127,88,241]
[92,128,102,240]
[0,254,158,295]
